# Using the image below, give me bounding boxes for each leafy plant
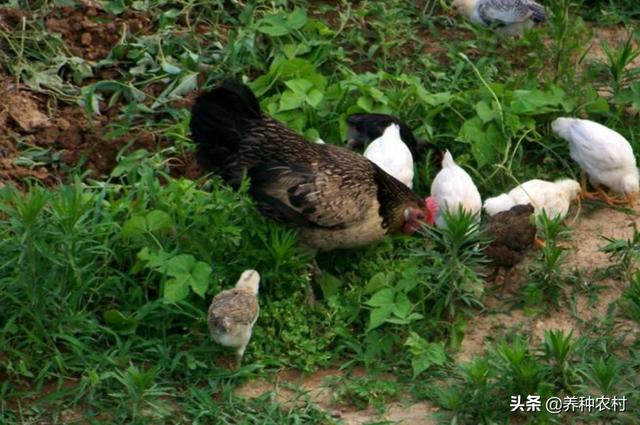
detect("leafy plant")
[414,208,489,319]
[525,211,572,306]
[600,223,640,280]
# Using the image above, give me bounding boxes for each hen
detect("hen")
[363,124,414,189]
[484,204,537,286]
[346,113,428,158]
[483,178,580,220]
[430,150,482,229]
[551,117,639,206]
[208,269,260,368]
[451,0,546,36]
[190,80,436,252]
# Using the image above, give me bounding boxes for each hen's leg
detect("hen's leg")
[595,186,628,206]
[307,259,321,306]
[580,172,600,200]
[628,193,637,207]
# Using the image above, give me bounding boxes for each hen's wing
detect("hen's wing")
[208,289,259,333]
[488,208,535,251]
[478,0,534,24]
[565,120,636,176]
[248,160,377,230]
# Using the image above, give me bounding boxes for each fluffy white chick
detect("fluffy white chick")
[552,117,639,206]
[363,123,414,189]
[208,269,260,368]
[430,150,482,228]
[483,178,581,220]
[451,0,546,36]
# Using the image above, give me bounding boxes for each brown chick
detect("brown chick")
[208,270,260,368]
[484,204,536,287]
[189,80,436,252]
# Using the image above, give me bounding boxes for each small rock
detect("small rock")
[7,91,50,132]
[80,32,92,46]
[56,117,71,131]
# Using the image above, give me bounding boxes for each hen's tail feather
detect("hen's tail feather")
[190,79,262,171]
[529,2,546,23]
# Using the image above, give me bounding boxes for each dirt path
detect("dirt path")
[235,368,440,424]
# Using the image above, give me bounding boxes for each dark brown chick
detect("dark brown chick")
[484,204,536,286]
[189,80,436,252]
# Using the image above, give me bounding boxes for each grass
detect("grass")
[1,0,640,423]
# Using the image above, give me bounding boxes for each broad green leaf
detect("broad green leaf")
[164,277,190,302]
[166,254,196,277]
[256,14,289,37]
[365,288,395,307]
[137,247,172,270]
[190,261,212,298]
[279,90,306,111]
[161,60,182,75]
[356,96,374,112]
[306,89,324,107]
[510,88,567,115]
[393,292,412,318]
[367,304,394,331]
[146,210,173,232]
[364,271,393,295]
[284,78,313,94]
[475,100,497,123]
[122,215,146,237]
[369,87,388,104]
[317,271,342,299]
[102,0,125,14]
[286,8,308,30]
[405,332,447,378]
[103,309,138,334]
[459,118,503,168]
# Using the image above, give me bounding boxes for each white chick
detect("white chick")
[552,117,639,206]
[315,138,325,144]
[363,123,414,189]
[430,150,482,228]
[451,0,546,36]
[208,269,260,368]
[483,178,581,220]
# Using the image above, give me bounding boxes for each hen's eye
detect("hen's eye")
[416,212,425,220]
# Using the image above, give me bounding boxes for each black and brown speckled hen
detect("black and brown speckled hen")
[484,203,537,285]
[190,80,437,252]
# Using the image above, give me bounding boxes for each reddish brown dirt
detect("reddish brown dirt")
[45,6,153,61]
[0,79,162,185]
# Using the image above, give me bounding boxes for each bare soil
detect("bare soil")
[45,6,153,61]
[457,201,640,363]
[235,368,440,425]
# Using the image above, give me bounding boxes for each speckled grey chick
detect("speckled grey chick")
[208,270,260,368]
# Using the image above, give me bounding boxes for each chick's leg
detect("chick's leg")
[534,235,545,249]
[234,345,246,370]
